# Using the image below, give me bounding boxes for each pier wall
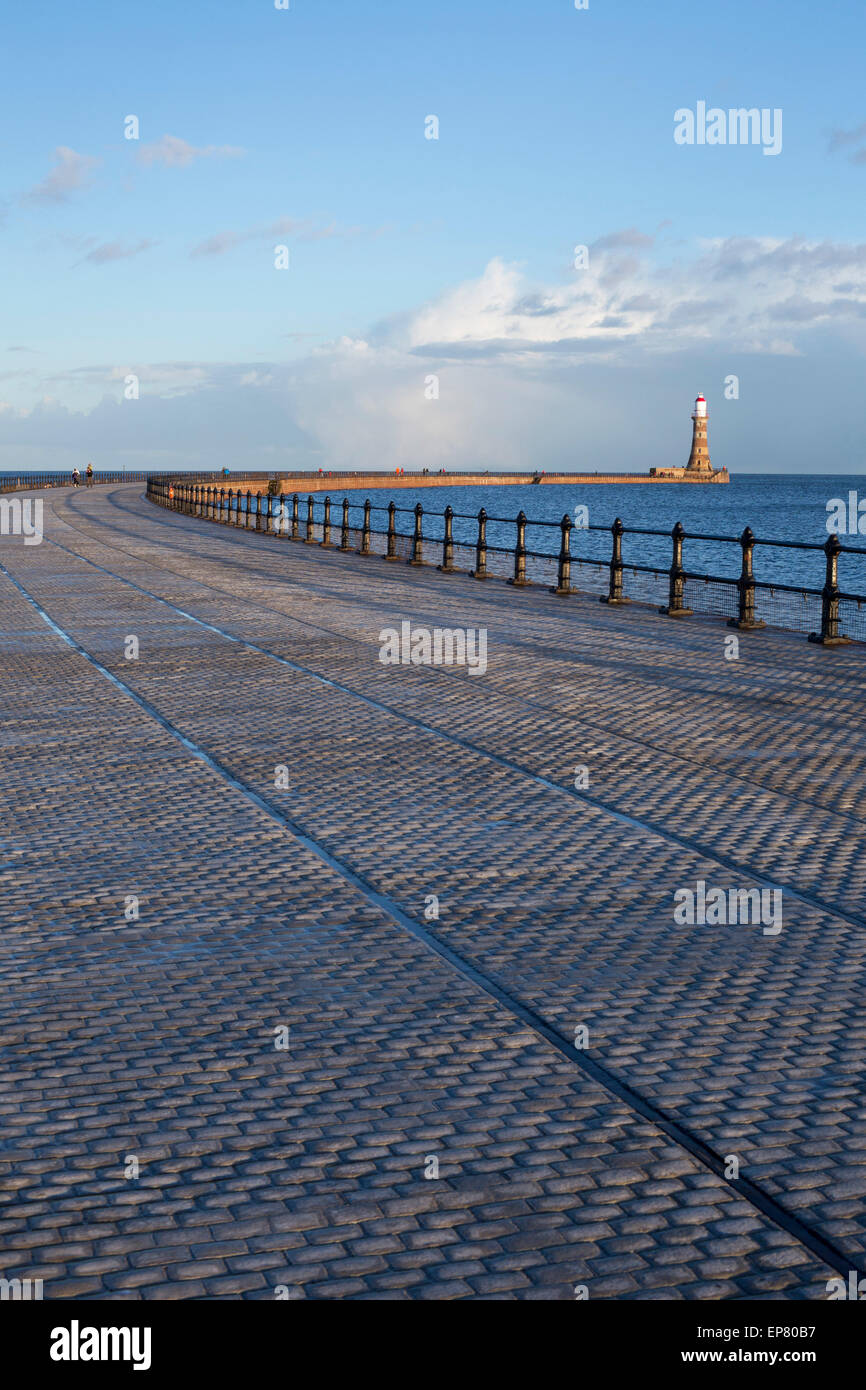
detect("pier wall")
[234,469,729,496]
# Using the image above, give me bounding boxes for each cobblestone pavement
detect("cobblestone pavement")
[1,483,864,1301]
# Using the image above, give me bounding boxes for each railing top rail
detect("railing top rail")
[750,535,823,551]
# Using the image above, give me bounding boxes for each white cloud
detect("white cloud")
[23,147,100,204]
[190,217,364,257]
[82,239,157,265]
[383,237,866,363]
[137,135,244,168]
[828,121,866,161]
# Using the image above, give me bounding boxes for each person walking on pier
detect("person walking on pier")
[72,467,80,487]
[86,462,94,487]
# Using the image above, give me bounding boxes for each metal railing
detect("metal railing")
[146,478,866,646]
[0,470,169,493]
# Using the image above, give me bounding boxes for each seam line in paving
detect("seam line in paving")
[2,552,863,1289]
[35,526,866,937]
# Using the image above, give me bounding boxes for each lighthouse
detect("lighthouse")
[685,394,713,473]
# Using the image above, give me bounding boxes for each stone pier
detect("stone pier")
[0,482,862,1301]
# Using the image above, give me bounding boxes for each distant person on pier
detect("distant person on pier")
[72,467,80,487]
[86,462,94,487]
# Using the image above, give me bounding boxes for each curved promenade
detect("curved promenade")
[0,482,864,1301]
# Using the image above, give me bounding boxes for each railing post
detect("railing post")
[291,493,299,539]
[729,527,765,630]
[408,503,424,565]
[508,510,528,586]
[438,505,455,572]
[359,499,372,555]
[470,508,488,579]
[659,521,693,617]
[255,492,263,531]
[551,514,573,595]
[245,489,252,528]
[263,492,272,535]
[384,501,399,560]
[809,534,851,645]
[601,517,629,605]
[305,495,316,542]
[321,495,332,547]
[219,487,226,523]
[340,498,350,550]
[226,488,233,523]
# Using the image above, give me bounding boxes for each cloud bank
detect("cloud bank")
[3,235,866,474]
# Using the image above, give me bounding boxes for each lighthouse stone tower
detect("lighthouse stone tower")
[685,395,712,473]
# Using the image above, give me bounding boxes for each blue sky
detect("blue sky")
[2,0,866,472]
